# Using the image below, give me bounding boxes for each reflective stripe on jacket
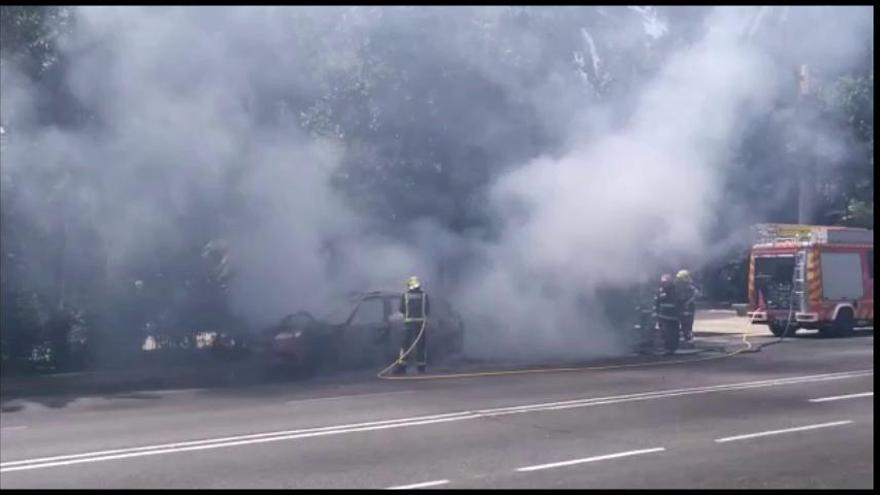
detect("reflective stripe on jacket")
[655,286,682,321]
[676,282,700,314]
[400,290,429,322]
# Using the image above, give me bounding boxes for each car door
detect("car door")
[339,296,392,367]
[431,298,463,356]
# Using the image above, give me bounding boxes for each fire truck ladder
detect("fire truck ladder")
[791,250,807,318]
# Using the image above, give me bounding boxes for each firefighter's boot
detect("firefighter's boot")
[661,321,680,355]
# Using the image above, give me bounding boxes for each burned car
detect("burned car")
[260,291,464,374]
[594,280,660,354]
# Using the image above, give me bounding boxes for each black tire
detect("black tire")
[769,321,797,338]
[818,325,835,338]
[299,352,321,377]
[831,309,855,338]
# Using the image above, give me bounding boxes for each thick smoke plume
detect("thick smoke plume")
[458,8,776,360]
[1,7,872,363]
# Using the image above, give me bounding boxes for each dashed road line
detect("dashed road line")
[2,369,871,473]
[808,392,873,403]
[714,420,854,443]
[387,479,450,489]
[516,447,667,472]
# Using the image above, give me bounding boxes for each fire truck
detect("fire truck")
[747,224,874,337]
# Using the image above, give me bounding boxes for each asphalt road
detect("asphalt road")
[1,328,873,489]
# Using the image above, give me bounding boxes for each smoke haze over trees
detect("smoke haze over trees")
[0,6,873,370]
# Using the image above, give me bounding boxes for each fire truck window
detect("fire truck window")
[754,257,795,283]
[351,298,385,326]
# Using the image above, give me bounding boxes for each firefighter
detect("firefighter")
[632,276,659,355]
[395,275,430,374]
[639,279,660,351]
[675,269,700,343]
[654,274,682,355]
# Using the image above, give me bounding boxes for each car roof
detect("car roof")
[359,291,453,306]
[359,291,401,299]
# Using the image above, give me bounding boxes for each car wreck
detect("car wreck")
[258,291,465,374]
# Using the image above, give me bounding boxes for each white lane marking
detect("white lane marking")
[0,415,481,473]
[0,426,29,431]
[1,369,872,473]
[149,388,210,395]
[0,411,473,468]
[287,390,413,405]
[387,479,450,490]
[715,420,854,443]
[809,392,873,403]
[469,369,874,417]
[516,447,666,472]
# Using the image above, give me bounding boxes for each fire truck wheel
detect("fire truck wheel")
[768,321,795,338]
[831,310,855,338]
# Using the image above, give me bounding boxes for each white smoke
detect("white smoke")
[452,7,816,360]
[0,6,871,363]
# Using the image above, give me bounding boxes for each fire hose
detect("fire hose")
[741,269,800,353]
[377,318,427,379]
[377,310,767,381]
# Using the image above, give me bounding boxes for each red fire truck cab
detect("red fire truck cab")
[747,224,873,337]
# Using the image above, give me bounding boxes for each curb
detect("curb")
[0,363,265,400]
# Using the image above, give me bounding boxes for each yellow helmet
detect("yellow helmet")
[407,276,421,290]
[676,270,691,282]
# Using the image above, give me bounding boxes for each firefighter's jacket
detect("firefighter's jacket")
[400,289,430,322]
[676,282,700,315]
[654,285,682,322]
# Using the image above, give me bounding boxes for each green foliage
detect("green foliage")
[820,62,874,228]
[0,6,73,78]
[0,7,874,373]
[1,6,240,370]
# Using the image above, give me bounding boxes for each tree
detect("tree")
[825,69,873,228]
[0,6,72,79]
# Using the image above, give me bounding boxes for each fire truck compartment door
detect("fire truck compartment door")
[820,252,864,301]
